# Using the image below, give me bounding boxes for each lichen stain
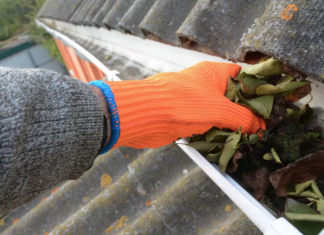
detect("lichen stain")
[146,199,152,206]
[125,154,129,159]
[41,198,46,203]
[82,197,90,203]
[0,219,4,226]
[105,216,128,234]
[51,187,59,194]
[44,232,50,235]
[225,205,231,212]
[280,4,298,20]
[13,218,18,224]
[218,226,226,232]
[101,174,113,189]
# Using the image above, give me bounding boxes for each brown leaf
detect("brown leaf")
[243,167,271,200]
[284,84,312,102]
[226,150,243,174]
[269,151,324,197]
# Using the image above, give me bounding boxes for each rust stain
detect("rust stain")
[105,216,128,234]
[41,198,46,203]
[101,174,113,189]
[13,218,18,224]
[51,187,59,194]
[125,154,129,159]
[225,205,231,212]
[146,199,152,206]
[280,4,298,20]
[83,197,90,203]
[0,219,4,226]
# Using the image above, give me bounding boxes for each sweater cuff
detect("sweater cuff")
[88,81,120,154]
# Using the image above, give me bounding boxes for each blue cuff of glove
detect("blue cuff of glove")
[88,80,120,154]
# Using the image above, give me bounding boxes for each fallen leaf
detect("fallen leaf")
[205,129,235,143]
[284,84,312,102]
[299,105,314,125]
[288,181,322,199]
[256,81,310,96]
[240,58,285,78]
[307,132,321,138]
[237,92,274,119]
[219,128,242,173]
[243,167,271,200]
[263,153,274,161]
[236,73,267,96]
[249,134,259,145]
[225,77,237,101]
[188,141,223,155]
[315,198,324,215]
[269,151,324,197]
[206,152,222,164]
[271,148,282,164]
[226,150,243,174]
[285,198,324,235]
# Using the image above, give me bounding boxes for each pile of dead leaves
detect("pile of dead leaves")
[185,58,324,235]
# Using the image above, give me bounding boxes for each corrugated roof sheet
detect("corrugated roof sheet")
[37,0,324,80]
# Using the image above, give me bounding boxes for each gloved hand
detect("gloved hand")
[95,62,266,150]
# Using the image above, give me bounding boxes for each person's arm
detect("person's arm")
[0,67,108,215]
[0,62,265,215]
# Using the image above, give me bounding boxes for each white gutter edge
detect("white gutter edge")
[35,19,121,81]
[176,139,302,235]
[37,19,302,235]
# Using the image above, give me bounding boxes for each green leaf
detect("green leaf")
[276,75,295,88]
[307,132,321,138]
[263,153,274,161]
[255,81,310,95]
[237,92,274,119]
[271,148,282,164]
[249,134,259,145]
[288,191,321,199]
[218,128,242,173]
[205,129,235,143]
[311,181,324,198]
[285,213,324,222]
[188,141,223,154]
[206,152,222,164]
[225,77,237,101]
[285,198,324,235]
[294,180,313,195]
[240,58,285,77]
[236,73,267,96]
[241,133,248,143]
[316,198,324,215]
[299,105,314,125]
[286,108,307,118]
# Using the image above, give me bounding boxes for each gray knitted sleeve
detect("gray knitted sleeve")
[0,67,104,215]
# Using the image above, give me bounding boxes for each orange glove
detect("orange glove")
[92,62,266,150]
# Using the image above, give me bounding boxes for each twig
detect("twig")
[307,197,324,205]
[166,143,188,151]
